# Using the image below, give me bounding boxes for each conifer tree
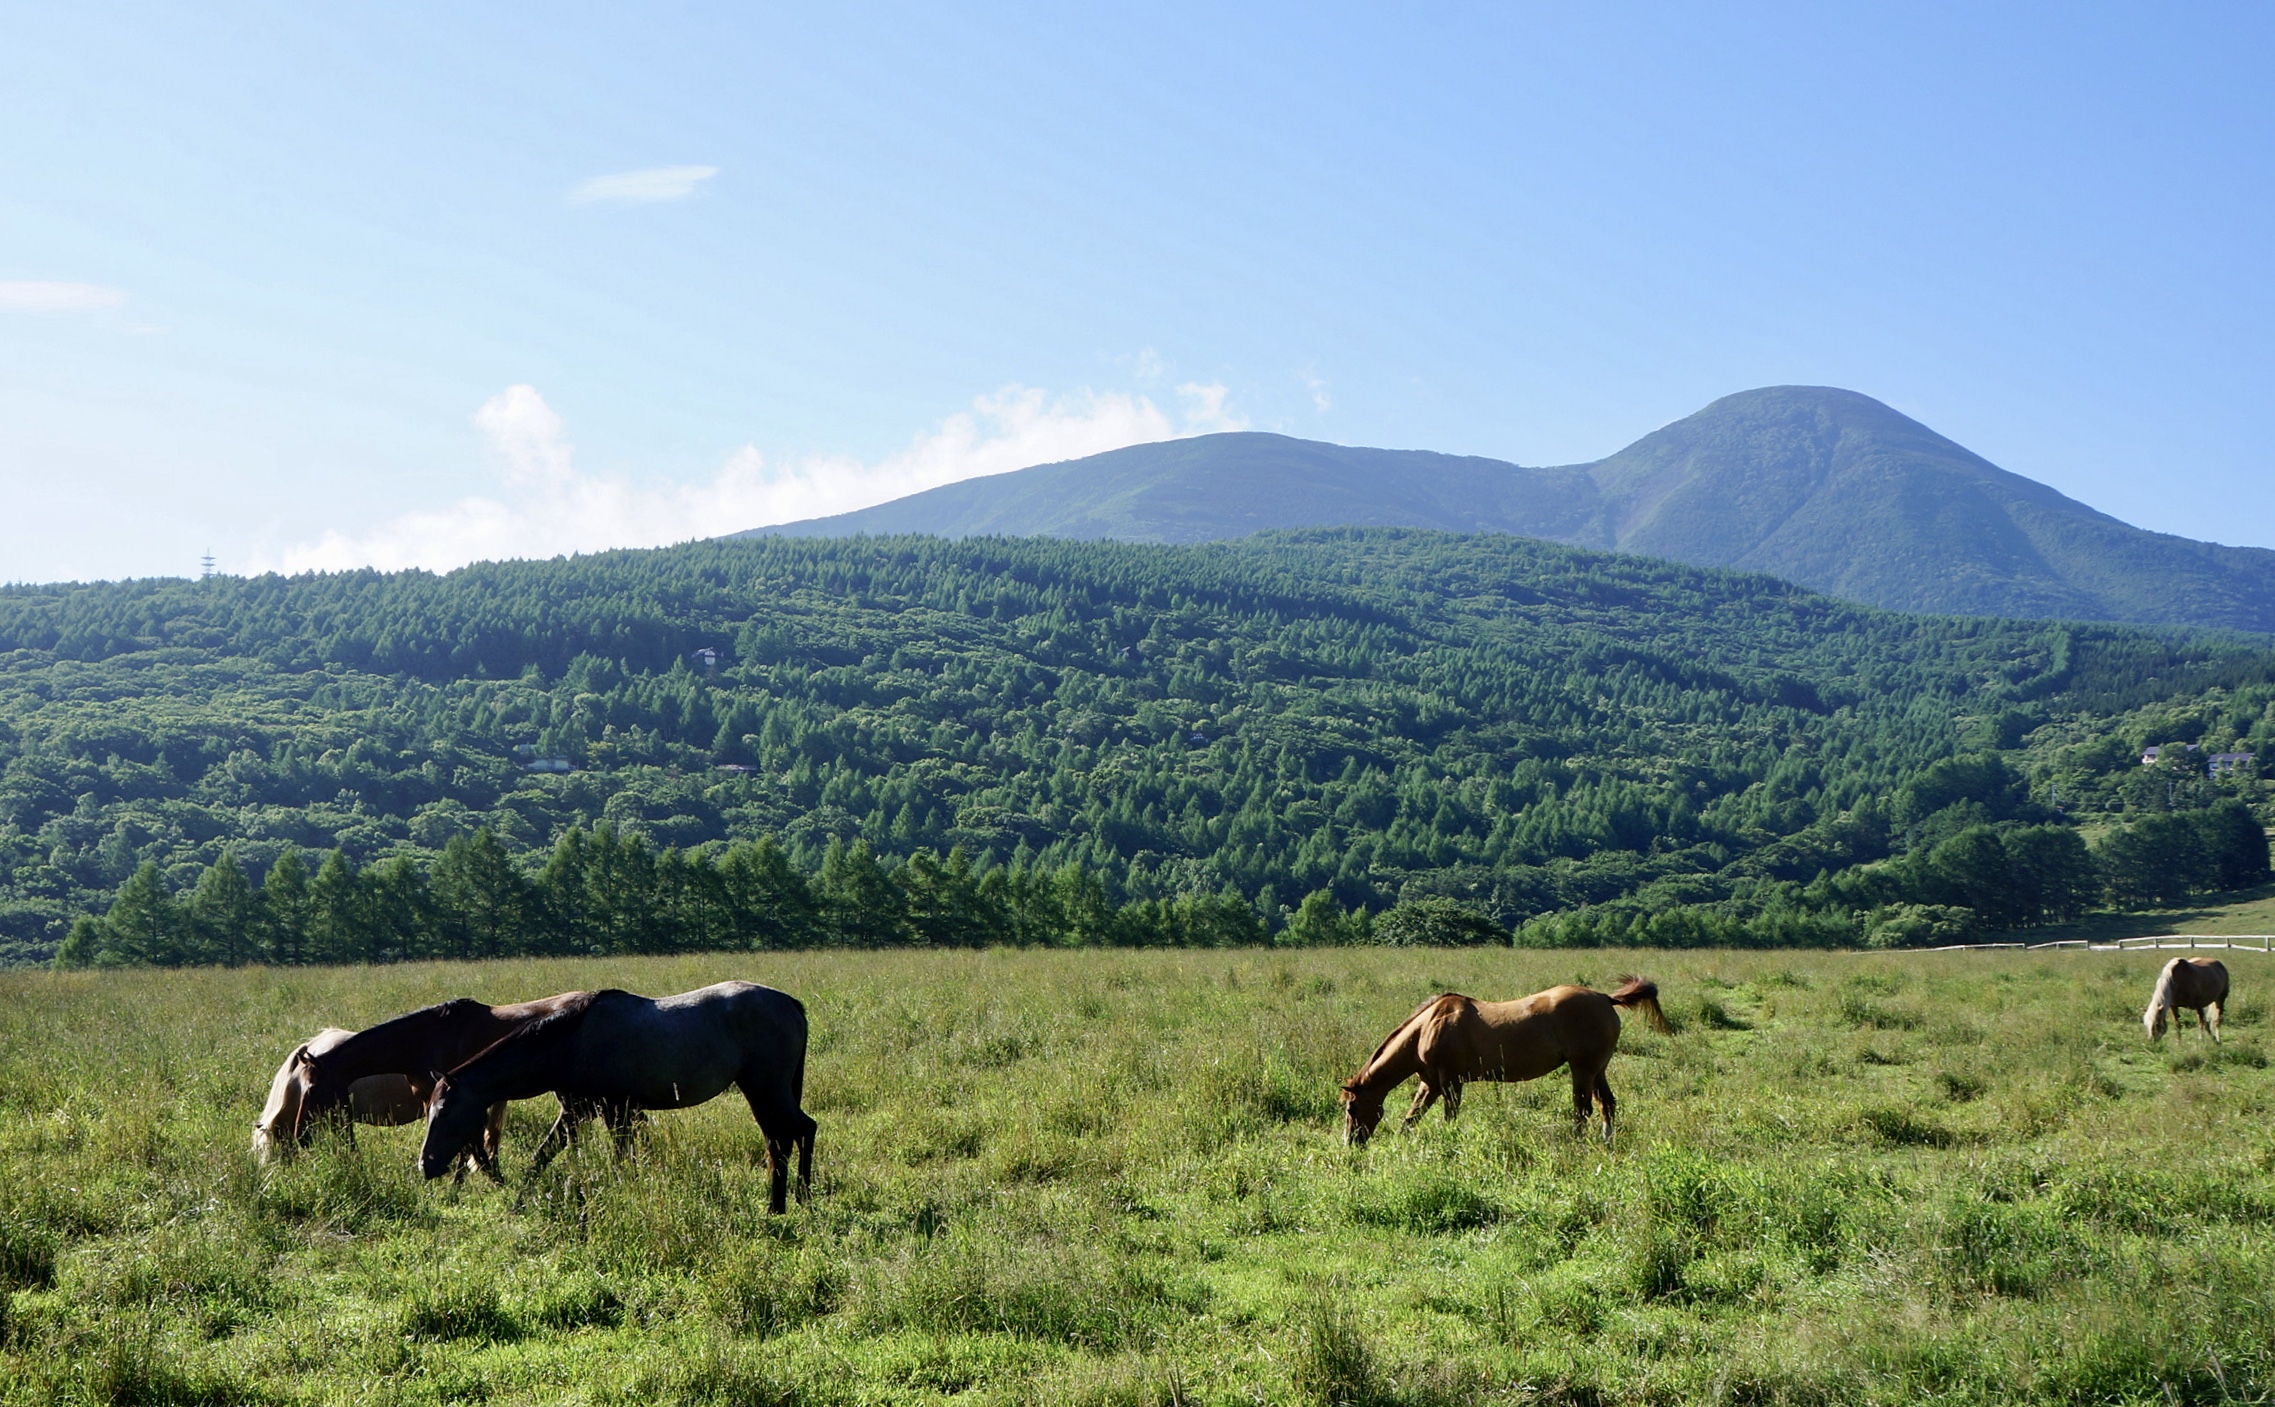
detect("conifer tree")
[258,850,312,965]
[432,830,530,959]
[52,914,106,968]
[105,861,183,965]
[308,849,369,964]
[187,849,256,965]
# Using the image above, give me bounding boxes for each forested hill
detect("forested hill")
[2,529,2271,967]
[747,387,2275,633]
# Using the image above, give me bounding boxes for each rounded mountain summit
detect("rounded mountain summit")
[740,387,2275,633]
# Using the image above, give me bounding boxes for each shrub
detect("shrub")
[1863,904,1977,949]
[1371,899,1508,947]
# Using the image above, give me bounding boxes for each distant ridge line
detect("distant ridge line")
[734,386,2275,633]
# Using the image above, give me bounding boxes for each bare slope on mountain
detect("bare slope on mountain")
[739,386,2275,631]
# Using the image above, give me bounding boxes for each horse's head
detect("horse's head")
[419,1075,486,1179]
[1340,1078,1385,1146]
[288,1049,345,1144]
[2144,960,2176,1041]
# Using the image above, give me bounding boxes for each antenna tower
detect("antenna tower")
[200,551,216,580]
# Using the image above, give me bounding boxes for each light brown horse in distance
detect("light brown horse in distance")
[1341,978,1669,1148]
[253,1029,432,1162]
[2145,957,2230,1041]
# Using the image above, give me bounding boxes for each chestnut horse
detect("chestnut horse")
[2145,957,2230,1041]
[285,992,589,1178]
[1340,978,1669,1148]
[253,1029,430,1162]
[419,980,815,1214]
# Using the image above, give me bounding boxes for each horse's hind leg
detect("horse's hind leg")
[796,1116,815,1204]
[453,1101,511,1185]
[476,1101,508,1182]
[2208,1002,2225,1043]
[740,1078,814,1214]
[604,1104,645,1160]
[1593,1070,1618,1149]
[481,1101,508,1166]
[1570,1067,1595,1138]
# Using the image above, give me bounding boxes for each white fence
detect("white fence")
[1918,935,2275,954]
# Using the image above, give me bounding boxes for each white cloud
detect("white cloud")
[1301,369,1332,413]
[0,281,126,311]
[269,380,1246,574]
[568,165,718,204]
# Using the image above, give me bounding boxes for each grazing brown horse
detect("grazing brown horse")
[253,1029,431,1163]
[1341,978,1669,1148]
[286,993,590,1178]
[419,980,816,1214]
[2145,957,2230,1041]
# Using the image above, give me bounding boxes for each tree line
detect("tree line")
[52,792,2271,966]
[55,828,1268,967]
[7,528,2274,965]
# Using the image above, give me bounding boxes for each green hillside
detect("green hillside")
[2,529,2271,967]
[749,387,2275,632]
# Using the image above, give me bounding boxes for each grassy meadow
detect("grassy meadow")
[4,947,2275,1406]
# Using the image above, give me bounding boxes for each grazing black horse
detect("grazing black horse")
[418,980,816,1213]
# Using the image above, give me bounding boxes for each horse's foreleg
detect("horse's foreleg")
[527,1100,589,1175]
[1593,1071,1618,1149]
[1399,1081,1440,1132]
[1442,1082,1464,1123]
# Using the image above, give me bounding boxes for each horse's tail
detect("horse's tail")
[1609,976,1672,1034]
[789,998,810,1116]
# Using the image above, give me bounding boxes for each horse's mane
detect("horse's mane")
[449,989,615,1079]
[256,1040,314,1137]
[297,998,491,1070]
[1351,993,1469,1086]
[366,997,492,1035]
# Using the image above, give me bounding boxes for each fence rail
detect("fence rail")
[1919,935,2275,954]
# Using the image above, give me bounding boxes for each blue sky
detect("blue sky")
[3,3,2269,582]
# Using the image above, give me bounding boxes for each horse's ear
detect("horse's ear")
[1339,1077,1362,1094]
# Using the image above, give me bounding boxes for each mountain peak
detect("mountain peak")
[736,388,2275,632]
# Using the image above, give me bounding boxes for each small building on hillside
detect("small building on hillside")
[2210,751,2257,776]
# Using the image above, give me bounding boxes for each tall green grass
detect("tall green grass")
[3,949,2272,1404]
